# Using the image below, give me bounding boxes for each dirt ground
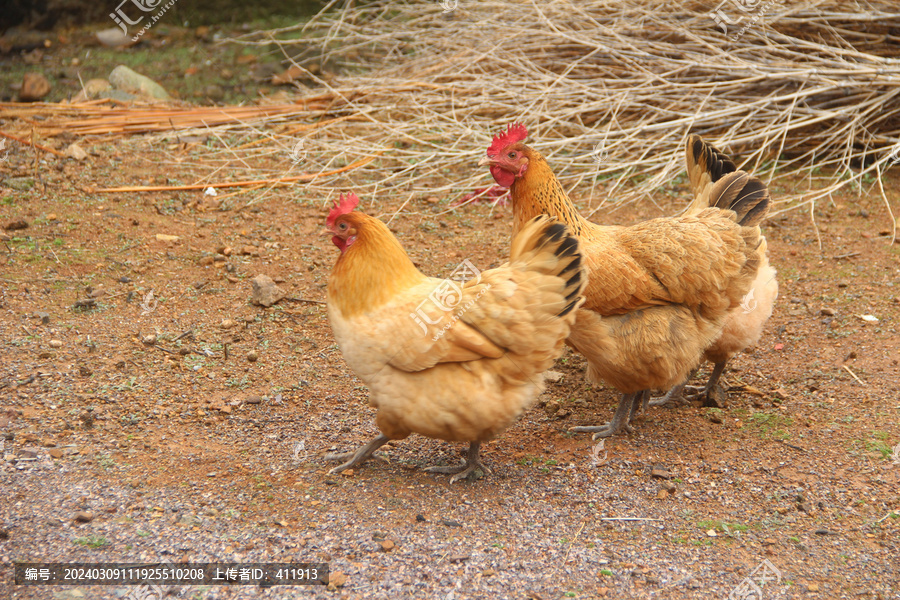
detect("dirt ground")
[0,130,898,600]
[1,21,900,600]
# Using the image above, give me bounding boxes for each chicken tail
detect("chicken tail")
[708,171,771,227]
[508,216,586,317]
[686,134,737,200]
[685,135,770,228]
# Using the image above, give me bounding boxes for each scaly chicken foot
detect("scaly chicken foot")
[571,391,646,439]
[424,441,492,483]
[325,434,390,475]
[653,362,729,408]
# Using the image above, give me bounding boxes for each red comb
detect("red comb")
[487,123,528,156]
[326,192,360,227]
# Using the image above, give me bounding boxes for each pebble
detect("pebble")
[448,554,470,563]
[20,72,51,101]
[64,143,87,161]
[142,334,157,345]
[247,351,259,363]
[415,514,427,522]
[543,370,564,383]
[245,395,262,405]
[819,307,835,316]
[380,540,395,552]
[48,339,63,348]
[4,219,29,231]
[442,519,462,528]
[250,274,285,307]
[650,466,672,479]
[327,571,348,589]
[73,511,94,523]
[109,65,171,100]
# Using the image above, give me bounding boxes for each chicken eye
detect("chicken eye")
[507,152,516,159]
[338,222,348,230]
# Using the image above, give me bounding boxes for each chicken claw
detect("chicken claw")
[424,441,492,483]
[325,434,390,474]
[571,391,645,439]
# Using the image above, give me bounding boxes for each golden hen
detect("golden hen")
[652,135,778,407]
[324,193,585,481]
[480,124,770,438]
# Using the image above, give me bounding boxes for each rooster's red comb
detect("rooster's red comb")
[326,192,360,227]
[487,123,528,156]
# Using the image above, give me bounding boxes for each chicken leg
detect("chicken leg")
[325,434,390,474]
[651,362,728,408]
[424,441,492,483]
[572,391,647,439]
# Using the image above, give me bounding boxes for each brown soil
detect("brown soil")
[0,133,899,599]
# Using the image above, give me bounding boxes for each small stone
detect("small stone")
[220,319,236,329]
[109,65,171,100]
[72,78,113,102]
[707,411,724,424]
[249,274,285,307]
[35,312,50,324]
[218,246,233,256]
[0,529,9,540]
[442,519,462,528]
[19,447,39,459]
[807,583,819,592]
[380,540,395,552]
[64,143,88,161]
[95,27,133,48]
[74,511,94,523]
[48,448,63,458]
[426,196,440,204]
[20,72,51,101]
[798,501,813,513]
[650,466,672,479]
[415,514,426,522]
[482,568,495,577]
[656,489,669,500]
[142,334,157,346]
[820,307,835,316]
[4,219,28,231]
[543,370,564,383]
[198,256,215,266]
[38,350,53,359]
[155,234,179,243]
[327,571,348,589]
[706,529,717,537]
[247,351,259,363]
[448,554,470,563]
[49,339,63,348]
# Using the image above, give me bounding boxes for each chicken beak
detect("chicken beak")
[477,155,494,167]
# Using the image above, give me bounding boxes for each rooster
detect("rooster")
[651,135,778,407]
[324,193,585,481]
[479,124,770,438]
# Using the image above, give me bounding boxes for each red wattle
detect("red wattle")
[490,165,516,188]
